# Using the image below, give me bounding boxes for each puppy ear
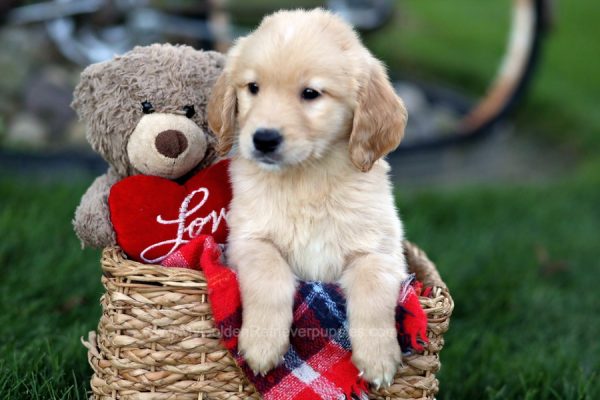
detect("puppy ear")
[208,70,237,156]
[349,58,407,172]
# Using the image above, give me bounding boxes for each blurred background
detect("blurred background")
[0,0,598,398]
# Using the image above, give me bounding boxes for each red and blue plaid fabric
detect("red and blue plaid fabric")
[162,236,428,400]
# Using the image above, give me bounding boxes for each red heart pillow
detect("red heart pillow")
[109,159,232,263]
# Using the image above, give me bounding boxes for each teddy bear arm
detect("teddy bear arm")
[73,170,120,248]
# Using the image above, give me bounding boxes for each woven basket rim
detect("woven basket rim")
[102,240,447,288]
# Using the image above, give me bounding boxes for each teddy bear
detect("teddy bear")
[72,43,226,250]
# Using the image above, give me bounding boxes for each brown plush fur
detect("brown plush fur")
[72,44,225,248]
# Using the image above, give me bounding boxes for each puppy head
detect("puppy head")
[208,8,407,172]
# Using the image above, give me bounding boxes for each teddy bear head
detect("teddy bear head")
[72,43,225,179]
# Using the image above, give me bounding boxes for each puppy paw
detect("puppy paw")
[239,321,290,375]
[351,333,402,389]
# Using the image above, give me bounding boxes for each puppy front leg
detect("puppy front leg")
[228,238,296,375]
[340,253,407,388]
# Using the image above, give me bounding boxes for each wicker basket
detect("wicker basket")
[83,241,453,399]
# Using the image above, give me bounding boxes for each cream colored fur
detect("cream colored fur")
[208,9,409,387]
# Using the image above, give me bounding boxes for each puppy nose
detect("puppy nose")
[253,129,283,153]
[155,130,188,158]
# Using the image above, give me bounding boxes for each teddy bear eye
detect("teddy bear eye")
[183,105,195,118]
[141,101,154,114]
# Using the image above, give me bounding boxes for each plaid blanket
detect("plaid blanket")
[161,235,428,400]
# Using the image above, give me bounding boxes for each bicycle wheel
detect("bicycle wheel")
[381,0,550,150]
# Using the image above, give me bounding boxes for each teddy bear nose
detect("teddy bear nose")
[155,130,188,158]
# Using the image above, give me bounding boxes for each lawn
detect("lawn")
[2,171,599,399]
[1,0,599,399]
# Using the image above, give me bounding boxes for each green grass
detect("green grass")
[0,179,102,399]
[399,180,600,399]
[2,1,600,399]
[1,173,599,399]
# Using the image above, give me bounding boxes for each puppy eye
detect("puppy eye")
[248,82,259,95]
[183,105,195,118]
[301,88,320,100]
[141,101,154,114]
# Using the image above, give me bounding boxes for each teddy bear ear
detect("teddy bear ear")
[194,50,226,84]
[205,51,226,71]
[71,61,108,120]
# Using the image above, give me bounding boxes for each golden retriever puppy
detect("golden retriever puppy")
[208,8,408,387]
